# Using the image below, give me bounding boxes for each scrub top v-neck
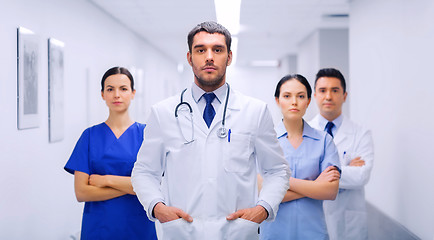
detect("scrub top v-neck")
[65,122,157,240]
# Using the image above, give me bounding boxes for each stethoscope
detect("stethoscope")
[175,83,230,144]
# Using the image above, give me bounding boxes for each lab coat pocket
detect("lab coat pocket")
[227,218,259,240]
[160,218,193,240]
[344,210,368,240]
[224,133,253,173]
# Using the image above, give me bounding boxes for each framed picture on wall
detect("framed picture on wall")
[48,38,65,142]
[17,27,39,130]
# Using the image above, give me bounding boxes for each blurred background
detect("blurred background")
[0,0,433,239]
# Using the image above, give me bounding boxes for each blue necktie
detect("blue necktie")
[325,121,335,138]
[203,93,216,128]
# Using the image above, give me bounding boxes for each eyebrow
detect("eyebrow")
[193,44,226,49]
[282,91,306,95]
[318,87,341,90]
[105,85,128,88]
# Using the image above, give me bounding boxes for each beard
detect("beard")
[192,59,228,89]
[194,71,225,88]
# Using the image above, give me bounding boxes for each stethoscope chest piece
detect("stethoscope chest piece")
[217,127,228,138]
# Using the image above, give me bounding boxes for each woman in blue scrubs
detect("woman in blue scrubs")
[260,74,341,240]
[64,67,157,240]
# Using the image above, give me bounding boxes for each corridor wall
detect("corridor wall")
[0,0,181,239]
[297,28,349,120]
[349,0,434,239]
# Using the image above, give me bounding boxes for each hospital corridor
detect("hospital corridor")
[0,0,433,239]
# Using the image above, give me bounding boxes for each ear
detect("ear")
[343,91,348,102]
[226,50,233,66]
[275,97,280,105]
[131,89,136,100]
[101,91,105,100]
[187,51,193,67]
[307,98,311,107]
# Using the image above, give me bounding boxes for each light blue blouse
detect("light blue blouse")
[260,120,340,240]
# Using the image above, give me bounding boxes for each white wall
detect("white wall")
[297,28,349,120]
[297,30,321,85]
[0,0,181,239]
[278,55,298,78]
[227,66,282,126]
[319,29,349,87]
[349,0,434,239]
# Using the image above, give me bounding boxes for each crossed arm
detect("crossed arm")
[74,171,135,202]
[258,166,340,203]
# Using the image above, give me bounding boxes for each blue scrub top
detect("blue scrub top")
[260,120,340,240]
[64,122,157,240]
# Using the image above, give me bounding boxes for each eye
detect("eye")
[299,95,305,99]
[122,87,128,91]
[332,89,338,93]
[215,48,222,53]
[283,94,289,98]
[197,49,205,53]
[106,88,113,92]
[319,89,325,93]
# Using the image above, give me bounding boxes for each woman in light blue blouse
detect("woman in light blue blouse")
[260,74,341,240]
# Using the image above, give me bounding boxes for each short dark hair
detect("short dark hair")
[274,74,312,99]
[187,21,232,53]
[101,66,134,91]
[314,68,346,93]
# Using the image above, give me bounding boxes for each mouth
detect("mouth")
[202,66,216,71]
[113,102,122,105]
[289,108,299,112]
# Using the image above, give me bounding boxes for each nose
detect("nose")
[114,89,120,98]
[291,96,298,105]
[205,49,214,63]
[325,91,332,100]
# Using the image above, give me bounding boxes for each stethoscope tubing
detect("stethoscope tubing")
[174,84,230,143]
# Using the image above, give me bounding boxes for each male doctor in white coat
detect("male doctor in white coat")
[309,68,374,240]
[132,21,291,240]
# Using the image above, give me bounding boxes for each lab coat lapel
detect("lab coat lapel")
[334,116,351,145]
[209,87,240,130]
[181,88,208,135]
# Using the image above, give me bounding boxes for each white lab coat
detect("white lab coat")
[310,114,374,240]
[132,87,290,240]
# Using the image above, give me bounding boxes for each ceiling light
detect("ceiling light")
[214,0,242,35]
[214,0,241,65]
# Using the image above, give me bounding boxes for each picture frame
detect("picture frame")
[17,27,39,130]
[48,38,65,142]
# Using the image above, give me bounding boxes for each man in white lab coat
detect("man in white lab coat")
[132,21,290,240]
[309,68,374,240]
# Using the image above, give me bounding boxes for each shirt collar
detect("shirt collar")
[276,119,321,140]
[275,120,287,139]
[317,114,344,131]
[191,82,226,104]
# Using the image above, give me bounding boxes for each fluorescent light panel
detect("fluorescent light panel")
[214,0,241,65]
[214,0,241,35]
